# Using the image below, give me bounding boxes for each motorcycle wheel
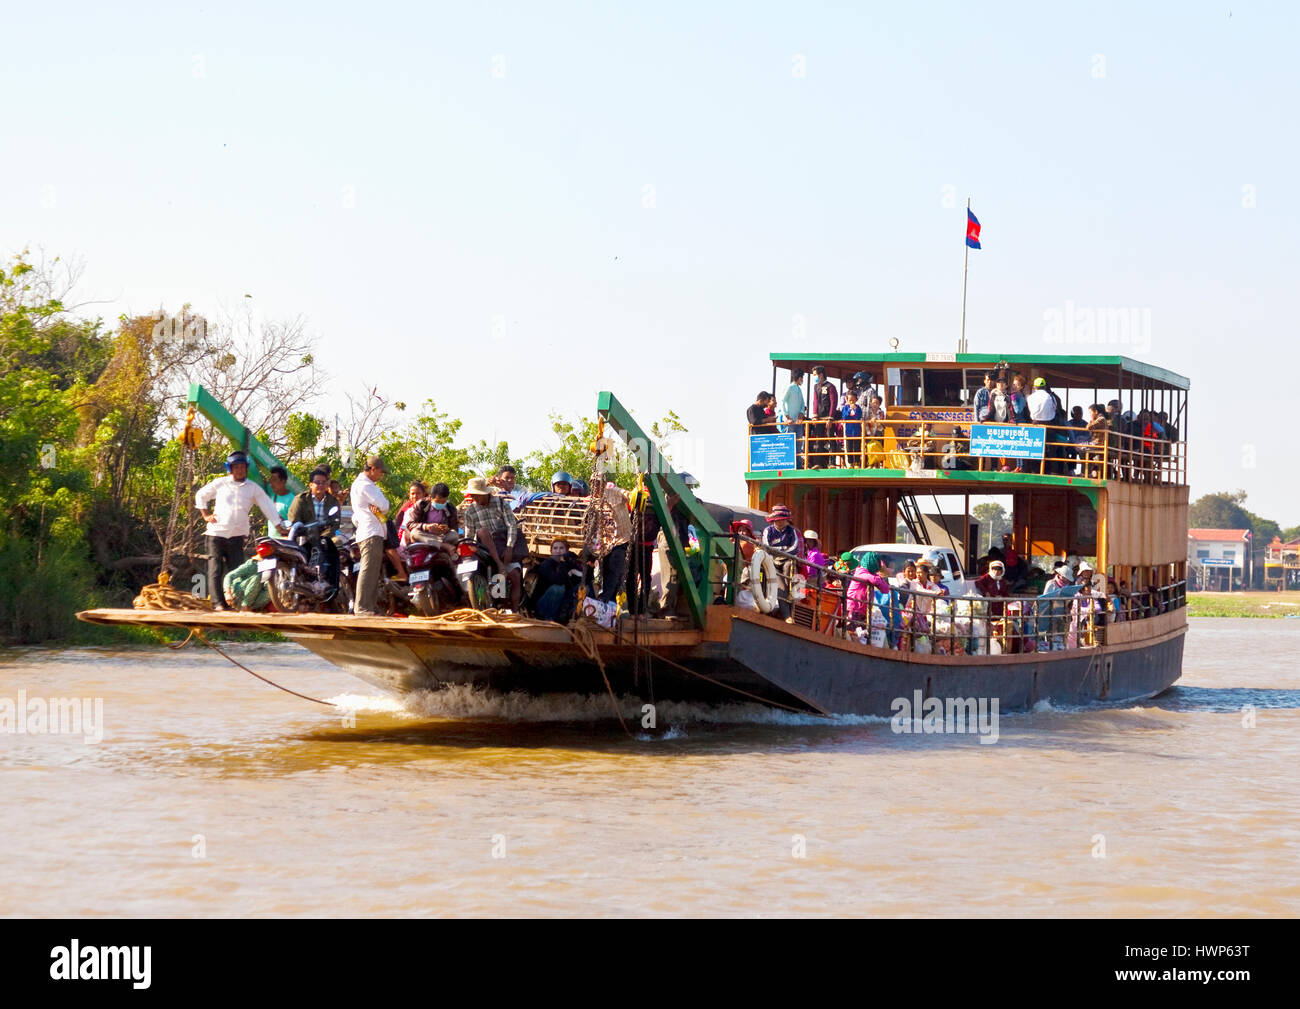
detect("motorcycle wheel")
[412,584,439,618]
[267,566,298,613]
[379,581,405,616]
[467,572,491,610]
[332,578,354,615]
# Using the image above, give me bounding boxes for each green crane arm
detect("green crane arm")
[186,383,305,495]
[596,391,733,628]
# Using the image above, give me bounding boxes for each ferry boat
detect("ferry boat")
[78,351,1189,716]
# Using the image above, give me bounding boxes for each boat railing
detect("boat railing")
[728,533,1186,654]
[747,418,1186,485]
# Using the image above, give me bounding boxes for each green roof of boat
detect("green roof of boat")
[768,352,1189,390]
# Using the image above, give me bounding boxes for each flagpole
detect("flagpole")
[960,197,970,354]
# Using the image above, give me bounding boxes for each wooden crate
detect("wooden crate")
[516,495,591,556]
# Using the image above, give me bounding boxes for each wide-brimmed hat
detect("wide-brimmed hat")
[462,476,495,497]
[767,505,791,521]
[1059,565,1076,583]
[1077,559,1095,574]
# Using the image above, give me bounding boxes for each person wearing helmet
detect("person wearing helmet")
[195,450,288,610]
[550,471,573,496]
[801,530,830,583]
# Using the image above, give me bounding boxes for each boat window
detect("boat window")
[895,368,923,407]
[923,369,963,406]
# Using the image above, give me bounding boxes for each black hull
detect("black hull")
[724,613,1185,715]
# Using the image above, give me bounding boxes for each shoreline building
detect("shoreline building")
[1264,537,1300,590]
[1187,528,1251,591]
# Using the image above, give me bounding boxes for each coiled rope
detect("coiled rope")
[133,573,213,611]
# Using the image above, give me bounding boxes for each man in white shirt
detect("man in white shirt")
[1027,377,1057,423]
[195,451,288,610]
[1027,377,1058,473]
[351,455,391,616]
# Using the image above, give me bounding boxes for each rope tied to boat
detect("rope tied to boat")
[569,618,634,737]
[191,629,339,707]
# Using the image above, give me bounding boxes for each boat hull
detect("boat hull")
[724,610,1185,715]
[76,606,1186,717]
[284,608,1186,716]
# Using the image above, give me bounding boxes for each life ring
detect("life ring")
[749,549,781,614]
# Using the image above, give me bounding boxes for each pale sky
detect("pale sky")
[4,2,1295,521]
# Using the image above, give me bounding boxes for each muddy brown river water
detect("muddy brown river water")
[2,618,1297,917]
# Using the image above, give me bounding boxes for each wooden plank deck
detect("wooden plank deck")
[76,608,706,647]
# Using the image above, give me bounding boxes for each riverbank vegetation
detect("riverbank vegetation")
[1186,591,1300,619]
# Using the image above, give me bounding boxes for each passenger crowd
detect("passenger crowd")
[747,362,1180,481]
[194,449,702,624]
[731,512,1180,654]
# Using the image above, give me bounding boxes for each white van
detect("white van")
[846,543,969,597]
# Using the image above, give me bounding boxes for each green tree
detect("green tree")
[468,438,528,487]
[283,411,324,465]
[1188,490,1252,531]
[0,257,112,640]
[374,400,475,503]
[524,410,689,493]
[971,502,1012,556]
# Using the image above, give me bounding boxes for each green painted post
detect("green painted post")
[596,391,733,628]
[186,383,305,494]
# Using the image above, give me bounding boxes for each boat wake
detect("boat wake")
[326,685,892,728]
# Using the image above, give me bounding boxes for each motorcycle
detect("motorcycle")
[403,531,469,617]
[253,506,352,614]
[453,537,511,610]
[336,531,422,616]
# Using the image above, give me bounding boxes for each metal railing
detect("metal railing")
[747,418,1186,484]
[729,534,1185,654]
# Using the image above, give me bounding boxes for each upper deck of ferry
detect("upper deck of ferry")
[746,351,1188,490]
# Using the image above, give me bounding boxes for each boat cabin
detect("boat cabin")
[746,352,1190,618]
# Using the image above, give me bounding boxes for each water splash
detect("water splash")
[330,683,895,727]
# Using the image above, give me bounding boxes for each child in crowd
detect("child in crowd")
[840,391,863,467]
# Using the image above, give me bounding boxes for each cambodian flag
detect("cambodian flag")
[966,209,981,249]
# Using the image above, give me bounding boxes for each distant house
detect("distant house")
[1264,536,1300,590]
[1187,529,1251,591]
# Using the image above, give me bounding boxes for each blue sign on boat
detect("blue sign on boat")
[749,432,798,471]
[969,423,1046,460]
